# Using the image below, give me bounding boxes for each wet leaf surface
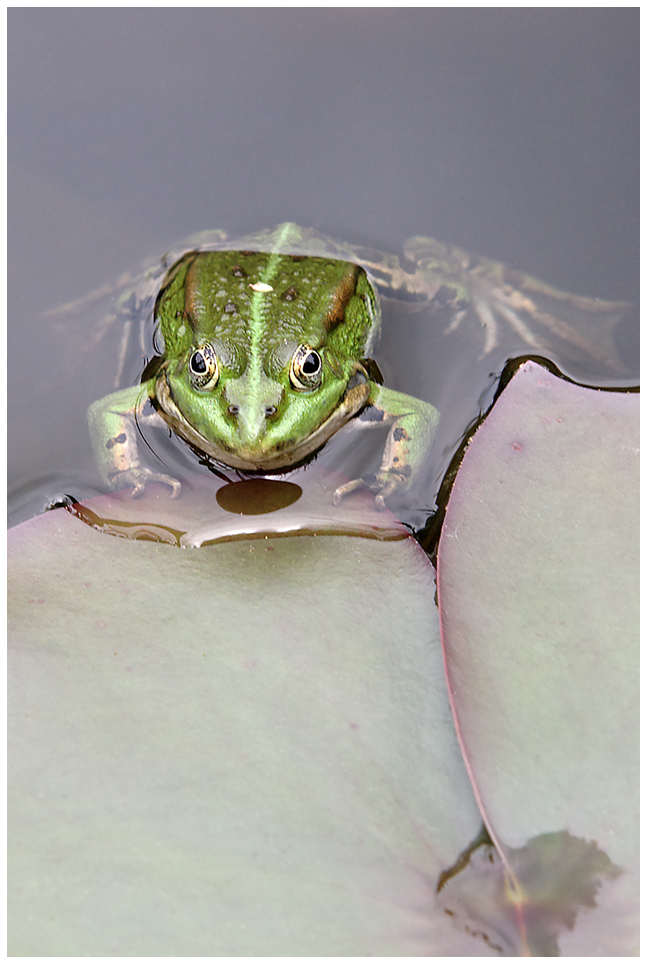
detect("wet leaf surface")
[9,509,489,956]
[61,465,407,547]
[437,361,639,954]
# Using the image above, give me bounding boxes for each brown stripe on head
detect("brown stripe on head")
[153,252,201,358]
[324,263,362,332]
[154,251,199,325]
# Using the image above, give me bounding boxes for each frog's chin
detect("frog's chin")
[154,376,371,472]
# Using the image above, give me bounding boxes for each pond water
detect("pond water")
[8,9,638,528]
[8,12,639,954]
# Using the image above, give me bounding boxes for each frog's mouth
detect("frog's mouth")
[154,370,371,472]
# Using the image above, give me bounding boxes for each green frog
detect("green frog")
[82,222,629,507]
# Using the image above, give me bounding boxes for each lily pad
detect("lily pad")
[9,506,488,956]
[437,360,639,954]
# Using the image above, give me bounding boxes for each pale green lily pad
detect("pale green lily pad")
[9,509,489,956]
[437,360,639,955]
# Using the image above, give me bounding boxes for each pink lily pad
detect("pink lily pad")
[437,361,639,954]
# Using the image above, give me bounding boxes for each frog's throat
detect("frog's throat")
[154,370,371,472]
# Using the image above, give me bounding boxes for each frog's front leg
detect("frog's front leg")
[334,385,439,509]
[87,380,181,498]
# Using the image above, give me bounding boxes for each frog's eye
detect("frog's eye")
[188,344,219,391]
[290,344,323,391]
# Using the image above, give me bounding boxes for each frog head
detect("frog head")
[152,249,380,472]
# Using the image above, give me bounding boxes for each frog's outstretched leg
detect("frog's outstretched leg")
[396,236,630,373]
[87,382,181,498]
[333,385,439,509]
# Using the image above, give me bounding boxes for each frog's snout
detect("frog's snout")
[225,399,279,444]
[226,402,277,420]
[224,374,283,450]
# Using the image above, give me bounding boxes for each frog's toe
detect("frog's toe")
[129,480,146,499]
[137,471,182,498]
[111,467,181,499]
[333,477,366,505]
[334,473,395,509]
[374,472,403,502]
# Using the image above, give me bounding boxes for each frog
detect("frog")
[87,223,440,508]
[79,222,629,508]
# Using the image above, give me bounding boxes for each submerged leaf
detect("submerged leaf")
[438,831,622,956]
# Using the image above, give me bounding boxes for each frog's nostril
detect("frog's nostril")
[228,405,240,416]
[265,405,277,418]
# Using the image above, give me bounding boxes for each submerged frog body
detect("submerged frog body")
[83,222,629,507]
[88,226,438,506]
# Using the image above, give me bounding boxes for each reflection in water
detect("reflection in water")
[216,478,302,515]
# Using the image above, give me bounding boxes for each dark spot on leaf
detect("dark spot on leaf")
[216,479,302,515]
[393,427,410,442]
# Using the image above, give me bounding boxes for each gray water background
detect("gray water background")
[8,8,639,525]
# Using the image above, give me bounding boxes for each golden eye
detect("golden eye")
[290,344,323,391]
[188,343,219,390]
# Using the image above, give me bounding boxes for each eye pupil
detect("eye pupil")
[302,352,320,375]
[190,351,207,374]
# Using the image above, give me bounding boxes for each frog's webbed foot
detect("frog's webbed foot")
[397,236,631,374]
[468,277,631,373]
[109,467,181,499]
